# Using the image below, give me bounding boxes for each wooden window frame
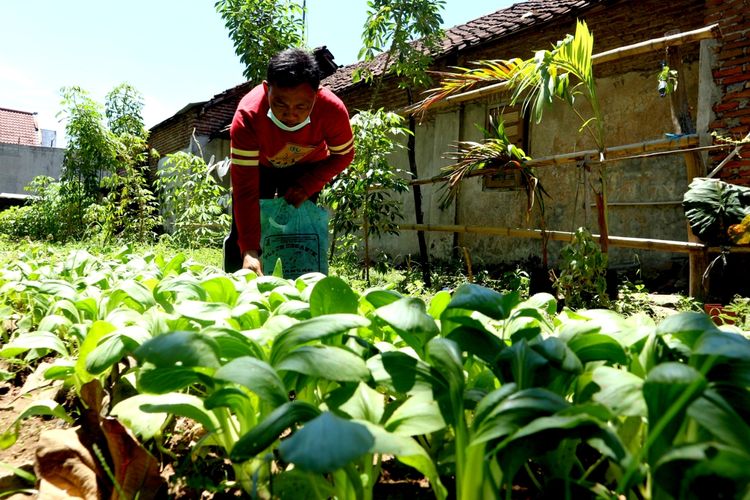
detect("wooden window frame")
[483,103,527,190]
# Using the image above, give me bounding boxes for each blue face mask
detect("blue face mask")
[267,108,311,132]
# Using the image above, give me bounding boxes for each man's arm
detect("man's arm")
[230,105,263,267]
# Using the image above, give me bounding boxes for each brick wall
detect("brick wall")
[706,0,750,185]
[148,107,200,166]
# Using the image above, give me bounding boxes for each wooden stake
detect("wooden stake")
[667,34,708,299]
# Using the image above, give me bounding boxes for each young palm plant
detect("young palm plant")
[413,20,611,250]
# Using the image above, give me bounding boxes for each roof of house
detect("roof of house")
[0,107,40,146]
[322,0,598,93]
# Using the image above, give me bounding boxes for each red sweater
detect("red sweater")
[230,85,354,254]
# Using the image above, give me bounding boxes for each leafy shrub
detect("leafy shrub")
[0,176,77,240]
[155,152,230,248]
[321,109,410,278]
[553,227,610,309]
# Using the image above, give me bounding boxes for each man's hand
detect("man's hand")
[242,250,263,275]
[284,186,309,208]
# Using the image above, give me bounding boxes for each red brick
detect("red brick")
[715,100,741,112]
[719,73,750,85]
[714,65,744,78]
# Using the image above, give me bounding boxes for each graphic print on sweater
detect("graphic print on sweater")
[267,143,317,167]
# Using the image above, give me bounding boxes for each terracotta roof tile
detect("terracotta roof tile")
[0,107,40,146]
[323,0,599,93]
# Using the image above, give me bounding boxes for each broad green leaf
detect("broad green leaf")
[273,300,310,320]
[533,337,583,374]
[137,365,203,393]
[688,388,750,450]
[174,300,232,324]
[444,284,519,320]
[160,253,187,276]
[473,383,518,427]
[357,421,448,500]
[653,442,750,499]
[567,333,627,365]
[496,339,547,389]
[278,412,374,473]
[519,293,557,315]
[43,360,76,380]
[309,276,359,316]
[506,311,545,342]
[692,330,750,361]
[37,280,77,300]
[364,289,402,309]
[111,393,172,440]
[273,469,335,500]
[472,388,569,444]
[276,345,369,382]
[203,327,265,362]
[153,275,206,312]
[75,297,99,320]
[231,401,320,462]
[37,315,72,335]
[200,275,238,305]
[254,276,291,293]
[86,325,149,375]
[140,393,220,433]
[375,298,439,354]
[643,362,707,464]
[338,382,385,424]
[77,321,121,377]
[426,338,464,391]
[215,357,288,408]
[231,302,270,329]
[0,332,69,358]
[591,366,646,417]
[135,331,220,369]
[385,395,446,436]
[446,322,504,368]
[656,312,720,349]
[204,388,254,428]
[270,314,370,365]
[496,412,626,481]
[427,290,451,318]
[367,351,443,396]
[105,280,155,314]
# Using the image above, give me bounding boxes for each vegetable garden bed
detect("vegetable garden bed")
[0,242,749,499]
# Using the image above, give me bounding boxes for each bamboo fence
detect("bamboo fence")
[393,24,750,293]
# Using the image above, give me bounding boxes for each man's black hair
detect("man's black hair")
[266,48,322,89]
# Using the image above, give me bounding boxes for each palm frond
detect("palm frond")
[411,59,524,116]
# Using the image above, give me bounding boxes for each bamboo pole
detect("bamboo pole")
[410,135,701,186]
[592,24,720,65]
[397,223,750,254]
[410,24,720,113]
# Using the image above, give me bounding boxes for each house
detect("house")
[0,107,64,207]
[148,82,253,169]
[149,0,749,287]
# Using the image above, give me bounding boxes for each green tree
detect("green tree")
[59,86,119,236]
[215,0,305,83]
[321,110,410,282]
[105,83,147,138]
[356,0,446,286]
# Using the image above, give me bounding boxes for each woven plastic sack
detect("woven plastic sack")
[260,198,329,279]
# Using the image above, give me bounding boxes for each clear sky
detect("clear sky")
[1,0,514,145]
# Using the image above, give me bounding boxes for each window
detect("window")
[483,103,527,190]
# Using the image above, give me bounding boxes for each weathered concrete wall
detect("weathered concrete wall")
[370,62,712,272]
[0,143,64,193]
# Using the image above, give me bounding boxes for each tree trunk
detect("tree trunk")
[406,88,431,287]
